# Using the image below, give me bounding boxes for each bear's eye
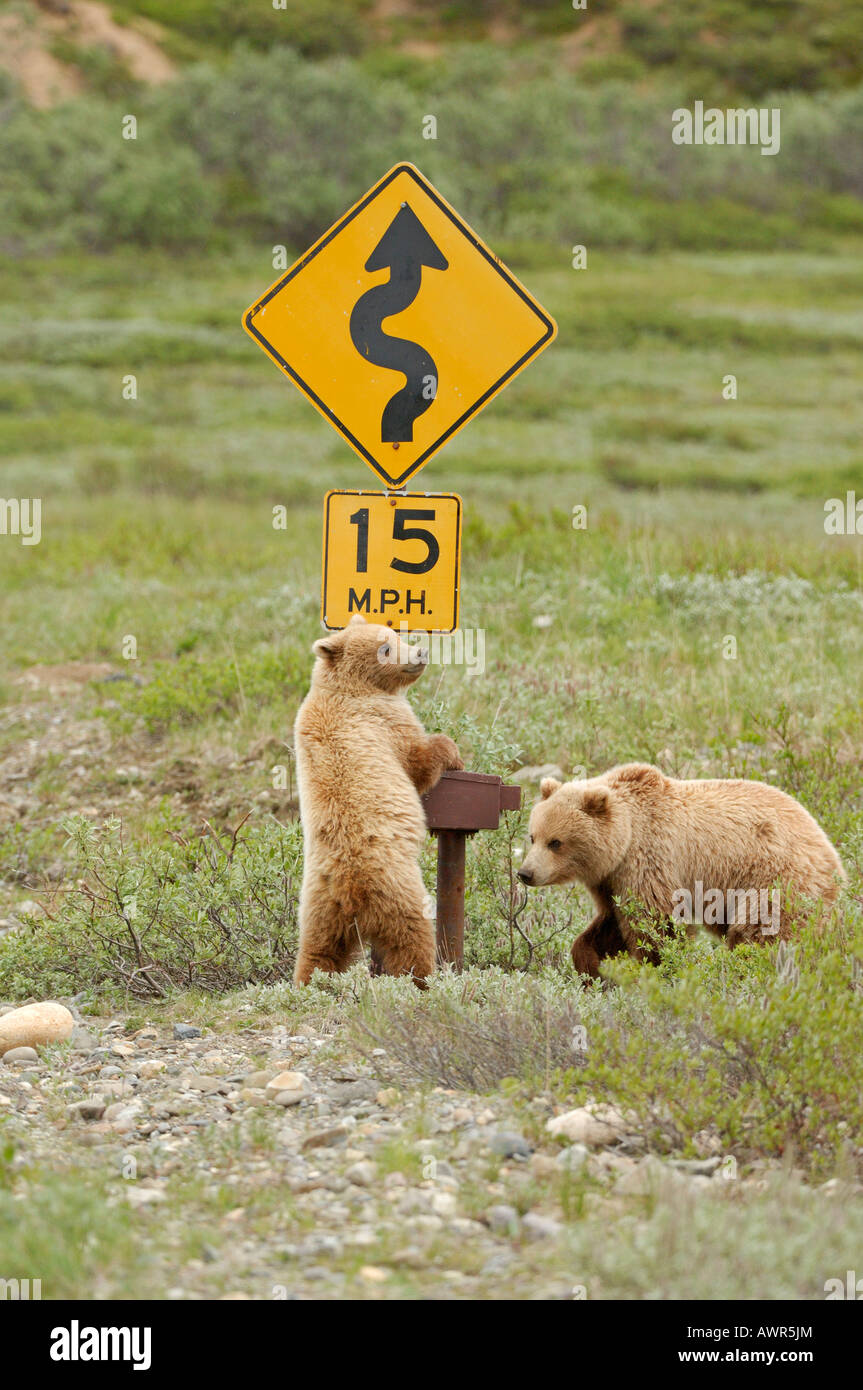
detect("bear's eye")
[528,834,534,845]
[548,839,562,851]
[378,642,391,660]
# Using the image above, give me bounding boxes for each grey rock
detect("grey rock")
[330,1079,380,1106]
[486,1203,520,1235]
[488,1131,533,1160]
[272,1089,305,1107]
[68,1099,107,1122]
[173,1023,202,1040]
[521,1213,564,1242]
[301,1126,348,1152]
[556,1143,590,1173]
[2,1046,39,1065]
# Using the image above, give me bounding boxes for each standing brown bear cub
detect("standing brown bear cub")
[518,763,844,980]
[293,615,463,987]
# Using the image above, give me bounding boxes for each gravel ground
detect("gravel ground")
[2,999,859,1301]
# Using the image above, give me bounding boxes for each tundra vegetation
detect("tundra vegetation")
[0,2,861,1299]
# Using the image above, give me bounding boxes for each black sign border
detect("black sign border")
[321,488,462,632]
[245,164,556,488]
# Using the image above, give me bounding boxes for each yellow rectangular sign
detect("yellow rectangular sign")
[321,490,461,633]
[244,163,556,488]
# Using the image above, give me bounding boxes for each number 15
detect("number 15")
[348,508,440,575]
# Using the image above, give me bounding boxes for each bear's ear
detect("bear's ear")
[581,787,611,816]
[348,614,366,627]
[540,777,562,800]
[313,635,341,662]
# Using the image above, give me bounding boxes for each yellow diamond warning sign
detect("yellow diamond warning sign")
[243,163,556,488]
[321,490,461,633]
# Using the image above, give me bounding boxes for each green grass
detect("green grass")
[0,238,861,1297]
[1,246,862,746]
[1,244,862,832]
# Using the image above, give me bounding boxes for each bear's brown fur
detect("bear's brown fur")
[293,615,462,987]
[517,763,845,980]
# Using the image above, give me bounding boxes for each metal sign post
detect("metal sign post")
[422,770,521,969]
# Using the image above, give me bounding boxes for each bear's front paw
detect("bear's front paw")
[432,734,464,771]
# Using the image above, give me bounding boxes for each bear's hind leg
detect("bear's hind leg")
[726,888,793,949]
[374,938,434,989]
[371,913,435,988]
[366,870,435,989]
[294,938,362,986]
[727,913,790,949]
[293,900,364,986]
[571,912,628,983]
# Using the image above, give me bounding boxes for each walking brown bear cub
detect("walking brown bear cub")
[518,763,844,980]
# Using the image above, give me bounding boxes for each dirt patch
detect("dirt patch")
[13,662,117,691]
[0,0,175,107]
[557,16,623,71]
[0,685,296,884]
[66,1,175,84]
[0,9,83,107]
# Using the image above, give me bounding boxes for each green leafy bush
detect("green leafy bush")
[0,815,303,999]
[570,918,863,1177]
[94,148,217,250]
[1,45,862,256]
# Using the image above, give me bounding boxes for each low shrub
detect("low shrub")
[0,814,302,999]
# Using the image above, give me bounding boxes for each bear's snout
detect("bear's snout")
[517,866,535,885]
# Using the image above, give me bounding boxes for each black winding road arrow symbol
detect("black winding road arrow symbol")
[349,203,449,444]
